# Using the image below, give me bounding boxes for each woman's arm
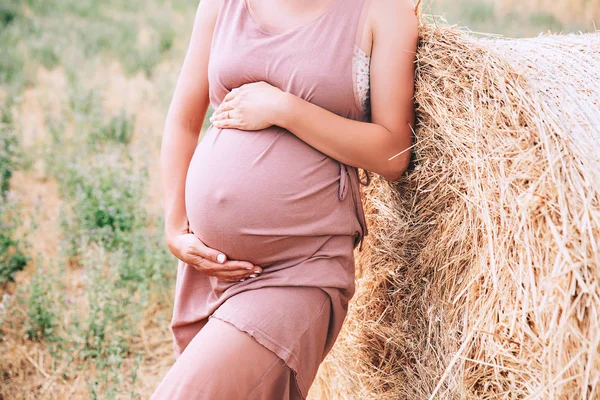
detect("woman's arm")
[161,0,217,244]
[276,0,418,182]
[161,0,262,280]
[211,0,418,182]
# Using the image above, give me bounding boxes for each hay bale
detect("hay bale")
[311,19,600,400]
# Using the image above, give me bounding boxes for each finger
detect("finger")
[187,240,228,264]
[214,105,240,121]
[189,257,248,275]
[212,118,241,129]
[188,256,222,272]
[216,270,257,281]
[201,262,262,281]
[194,266,248,281]
[212,268,258,281]
[223,260,262,273]
[222,93,234,103]
[210,109,232,121]
[222,88,239,103]
[216,99,235,112]
[189,254,260,274]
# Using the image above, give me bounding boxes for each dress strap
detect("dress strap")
[355,0,373,51]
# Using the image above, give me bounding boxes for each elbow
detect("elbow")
[380,150,412,182]
[376,121,414,182]
[382,168,406,184]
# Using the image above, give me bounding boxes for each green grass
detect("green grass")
[24,264,62,341]
[59,154,147,253]
[0,0,180,98]
[0,203,29,285]
[0,102,29,285]
[89,110,136,146]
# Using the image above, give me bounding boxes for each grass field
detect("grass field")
[0,0,596,398]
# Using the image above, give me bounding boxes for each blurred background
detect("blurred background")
[423,0,598,37]
[0,0,597,398]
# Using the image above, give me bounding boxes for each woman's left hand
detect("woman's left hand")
[210,81,286,130]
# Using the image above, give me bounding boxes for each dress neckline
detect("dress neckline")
[243,0,340,36]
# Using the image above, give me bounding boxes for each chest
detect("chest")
[207,0,370,120]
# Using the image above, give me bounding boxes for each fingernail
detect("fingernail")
[254,269,261,274]
[246,266,253,270]
[240,278,246,282]
[249,274,256,278]
[217,254,226,263]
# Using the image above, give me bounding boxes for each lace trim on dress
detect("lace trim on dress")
[351,44,372,187]
[352,44,371,118]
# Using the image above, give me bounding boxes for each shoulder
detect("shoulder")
[368,0,418,43]
[187,0,224,47]
[192,0,223,27]
[199,0,223,13]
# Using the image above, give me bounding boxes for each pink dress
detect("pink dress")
[170,0,372,397]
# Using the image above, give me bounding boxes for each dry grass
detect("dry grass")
[311,15,600,400]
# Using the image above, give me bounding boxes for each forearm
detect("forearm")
[160,116,200,245]
[275,92,413,181]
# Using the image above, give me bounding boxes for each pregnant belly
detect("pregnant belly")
[185,125,353,267]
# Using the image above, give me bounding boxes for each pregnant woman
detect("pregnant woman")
[152,0,417,398]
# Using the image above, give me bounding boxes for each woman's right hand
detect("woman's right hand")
[167,232,263,282]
